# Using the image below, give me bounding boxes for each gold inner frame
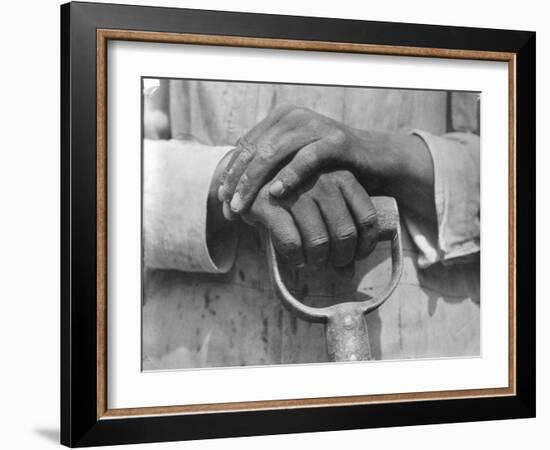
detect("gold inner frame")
[96,29,517,420]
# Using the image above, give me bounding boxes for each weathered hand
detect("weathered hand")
[217,104,438,229]
[218,105,378,218]
[243,170,379,268]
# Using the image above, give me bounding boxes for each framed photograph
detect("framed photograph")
[61,1,535,447]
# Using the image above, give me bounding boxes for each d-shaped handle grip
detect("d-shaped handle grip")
[266,196,403,361]
[371,196,401,241]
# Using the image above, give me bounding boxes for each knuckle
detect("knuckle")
[311,180,329,197]
[318,172,338,187]
[306,235,329,250]
[278,166,293,181]
[337,170,355,183]
[275,236,301,253]
[256,141,277,161]
[357,210,378,228]
[317,171,331,182]
[316,172,337,191]
[315,183,336,200]
[275,239,300,259]
[235,173,250,195]
[329,129,348,147]
[236,138,256,160]
[236,149,254,167]
[335,225,357,241]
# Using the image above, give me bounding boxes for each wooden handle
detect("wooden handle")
[372,196,399,241]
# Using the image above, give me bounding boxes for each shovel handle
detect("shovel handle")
[266,196,403,361]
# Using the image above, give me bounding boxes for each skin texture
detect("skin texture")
[209,153,378,268]
[218,105,437,233]
[244,170,378,268]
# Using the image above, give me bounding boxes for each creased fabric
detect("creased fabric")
[143,139,236,273]
[407,130,480,268]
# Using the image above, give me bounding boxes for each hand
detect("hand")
[243,170,379,268]
[218,104,438,228]
[218,105,382,218]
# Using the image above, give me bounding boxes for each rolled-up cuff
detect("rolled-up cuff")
[143,139,236,273]
[405,130,480,268]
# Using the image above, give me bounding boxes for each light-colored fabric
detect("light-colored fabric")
[155,79,449,143]
[407,130,480,268]
[142,80,481,369]
[143,139,236,273]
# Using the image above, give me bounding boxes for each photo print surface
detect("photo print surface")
[141,77,480,371]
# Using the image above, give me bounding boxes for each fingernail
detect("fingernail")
[296,262,305,269]
[230,194,244,213]
[217,185,226,202]
[223,201,238,221]
[269,180,285,196]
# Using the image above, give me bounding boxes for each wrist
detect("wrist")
[354,130,427,192]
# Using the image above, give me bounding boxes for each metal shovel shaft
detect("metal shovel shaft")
[325,303,372,361]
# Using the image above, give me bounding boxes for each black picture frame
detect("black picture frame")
[61,1,535,447]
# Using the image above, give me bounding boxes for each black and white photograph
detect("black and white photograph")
[0,0,543,447]
[141,78,481,370]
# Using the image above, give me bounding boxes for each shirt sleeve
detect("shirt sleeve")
[143,139,237,273]
[404,130,480,268]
